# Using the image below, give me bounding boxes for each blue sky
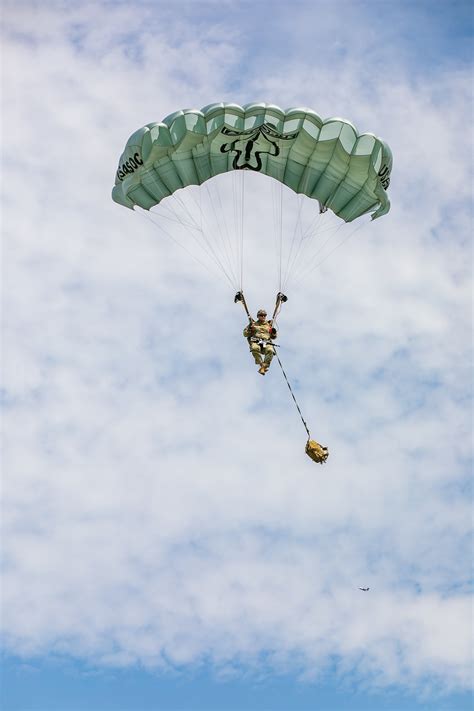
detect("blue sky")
[1,1,472,710]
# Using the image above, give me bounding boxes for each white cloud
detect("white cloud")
[1,0,472,699]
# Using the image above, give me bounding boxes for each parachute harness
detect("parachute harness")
[236,291,329,465]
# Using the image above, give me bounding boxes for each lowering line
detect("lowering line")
[273,348,310,439]
[273,347,329,465]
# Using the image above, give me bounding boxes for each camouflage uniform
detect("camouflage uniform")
[243,318,277,373]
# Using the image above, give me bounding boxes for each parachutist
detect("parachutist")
[233,291,328,458]
[243,309,277,375]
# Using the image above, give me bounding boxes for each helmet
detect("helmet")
[257,309,267,316]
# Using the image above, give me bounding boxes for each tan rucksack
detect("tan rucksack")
[305,439,329,464]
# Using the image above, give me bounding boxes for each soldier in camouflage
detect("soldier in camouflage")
[243,308,277,375]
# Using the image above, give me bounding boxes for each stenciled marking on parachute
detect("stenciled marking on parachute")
[219,123,299,171]
[116,152,144,181]
[378,164,391,189]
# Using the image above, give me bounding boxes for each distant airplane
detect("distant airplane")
[359,587,370,591]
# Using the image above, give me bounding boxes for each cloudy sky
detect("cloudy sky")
[2,1,472,710]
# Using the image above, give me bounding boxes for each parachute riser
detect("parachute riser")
[234,290,252,321]
[271,291,288,322]
[234,290,287,324]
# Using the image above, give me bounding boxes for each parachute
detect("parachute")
[112,102,392,222]
[112,103,393,464]
[112,103,393,293]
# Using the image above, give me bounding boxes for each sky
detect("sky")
[1,1,473,710]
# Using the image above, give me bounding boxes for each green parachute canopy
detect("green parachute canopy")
[112,102,392,222]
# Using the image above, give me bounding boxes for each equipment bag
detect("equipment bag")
[305,439,329,464]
